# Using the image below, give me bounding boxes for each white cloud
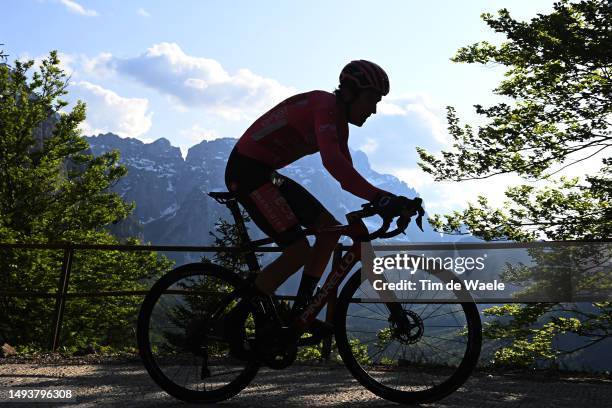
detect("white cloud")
[379,93,448,144]
[179,124,220,142]
[359,137,379,154]
[56,52,77,76]
[17,51,76,77]
[387,167,433,190]
[389,137,609,215]
[176,124,224,159]
[58,0,99,17]
[428,176,522,215]
[545,145,609,181]
[72,81,153,138]
[350,93,527,215]
[81,52,115,78]
[87,43,295,120]
[385,165,531,215]
[137,8,151,17]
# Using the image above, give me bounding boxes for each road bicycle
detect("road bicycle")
[137,191,482,405]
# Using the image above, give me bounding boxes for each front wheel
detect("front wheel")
[335,271,481,405]
[137,263,259,403]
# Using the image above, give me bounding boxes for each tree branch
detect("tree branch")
[557,335,608,355]
[541,145,611,179]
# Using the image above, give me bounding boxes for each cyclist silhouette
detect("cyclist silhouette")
[138,61,477,404]
[224,60,411,335]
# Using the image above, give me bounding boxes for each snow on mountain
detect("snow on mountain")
[84,133,441,262]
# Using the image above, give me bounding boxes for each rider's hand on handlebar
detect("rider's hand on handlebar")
[370,192,416,220]
[348,192,426,240]
[370,192,426,235]
[370,192,399,219]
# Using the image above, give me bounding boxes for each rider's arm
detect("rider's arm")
[339,138,353,166]
[314,108,384,201]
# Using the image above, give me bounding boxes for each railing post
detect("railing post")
[50,243,73,351]
[322,243,342,361]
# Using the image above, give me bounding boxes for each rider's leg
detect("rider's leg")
[291,213,341,317]
[303,212,341,279]
[253,237,310,295]
[222,239,309,349]
[255,213,341,296]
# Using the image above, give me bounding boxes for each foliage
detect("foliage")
[427,166,611,241]
[296,334,325,362]
[207,212,260,275]
[376,327,393,349]
[483,301,611,366]
[159,210,263,357]
[416,1,611,368]
[0,50,172,350]
[342,337,372,366]
[417,0,610,181]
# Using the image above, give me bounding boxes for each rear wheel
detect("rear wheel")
[137,263,259,403]
[335,271,481,404]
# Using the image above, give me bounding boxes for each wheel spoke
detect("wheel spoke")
[338,276,481,403]
[422,334,467,345]
[346,313,387,322]
[138,267,258,402]
[424,308,465,320]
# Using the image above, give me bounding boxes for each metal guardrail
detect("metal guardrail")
[0,242,346,356]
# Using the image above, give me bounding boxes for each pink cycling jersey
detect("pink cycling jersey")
[236,90,384,201]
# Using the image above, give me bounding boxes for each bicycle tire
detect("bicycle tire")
[334,270,481,404]
[137,262,259,403]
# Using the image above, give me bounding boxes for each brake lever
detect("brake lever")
[415,205,425,232]
[349,200,424,240]
[372,218,392,240]
[347,205,377,222]
[379,211,410,239]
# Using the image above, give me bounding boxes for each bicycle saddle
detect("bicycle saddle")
[208,191,235,200]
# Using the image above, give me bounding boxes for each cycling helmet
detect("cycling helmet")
[339,60,390,96]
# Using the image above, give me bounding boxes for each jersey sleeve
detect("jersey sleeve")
[339,137,353,166]
[313,103,383,201]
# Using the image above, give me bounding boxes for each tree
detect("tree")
[158,214,261,357]
[0,50,173,351]
[207,213,260,275]
[0,45,8,63]
[416,0,611,367]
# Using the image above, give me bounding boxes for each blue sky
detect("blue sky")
[5,0,575,215]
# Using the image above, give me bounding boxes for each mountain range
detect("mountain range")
[47,133,604,371]
[84,133,442,263]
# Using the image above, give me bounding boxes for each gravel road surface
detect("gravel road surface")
[1,360,610,407]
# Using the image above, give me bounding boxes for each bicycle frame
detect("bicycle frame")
[139,192,482,405]
[211,191,401,333]
[294,222,372,331]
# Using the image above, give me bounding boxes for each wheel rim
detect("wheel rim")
[338,276,481,402]
[141,271,256,396]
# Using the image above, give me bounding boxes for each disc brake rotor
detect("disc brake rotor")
[390,309,424,345]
